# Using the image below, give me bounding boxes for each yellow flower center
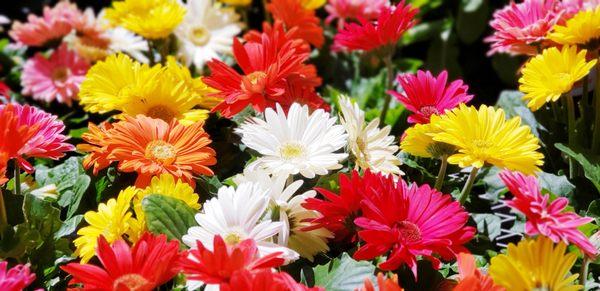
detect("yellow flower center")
[52,67,70,83]
[190,26,211,46]
[145,140,177,164]
[242,71,268,94]
[224,233,242,245]
[473,139,493,149]
[113,273,151,291]
[279,143,305,160]
[551,72,574,93]
[146,105,177,122]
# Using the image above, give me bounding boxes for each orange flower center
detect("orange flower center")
[146,105,177,122]
[145,140,177,164]
[52,67,70,83]
[190,26,211,46]
[242,71,268,94]
[113,273,152,291]
[396,221,421,243]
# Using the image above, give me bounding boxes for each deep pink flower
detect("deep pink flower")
[22,44,89,106]
[485,0,564,56]
[500,170,598,257]
[352,172,474,277]
[0,261,36,291]
[332,1,418,53]
[0,103,74,172]
[325,0,388,29]
[9,2,83,47]
[390,70,473,124]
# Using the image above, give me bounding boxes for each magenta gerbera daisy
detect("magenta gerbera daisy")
[21,44,89,106]
[485,0,564,56]
[352,172,475,277]
[0,261,36,291]
[389,70,473,124]
[499,170,598,257]
[325,0,388,29]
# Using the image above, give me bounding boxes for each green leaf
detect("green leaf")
[537,172,574,197]
[54,215,83,239]
[456,0,490,44]
[473,213,502,240]
[142,194,198,244]
[496,90,541,137]
[587,200,600,224]
[555,143,600,193]
[313,253,375,291]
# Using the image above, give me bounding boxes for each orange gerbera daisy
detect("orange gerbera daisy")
[78,115,216,187]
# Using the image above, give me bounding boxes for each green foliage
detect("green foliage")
[555,143,600,193]
[313,253,376,291]
[142,194,198,245]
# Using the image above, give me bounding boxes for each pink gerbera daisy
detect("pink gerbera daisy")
[21,44,89,106]
[325,0,388,29]
[561,0,600,17]
[485,0,564,56]
[332,1,418,53]
[352,172,475,277]
[9,2,82,47]
[0,261,36,291]
[389,70,473,124]
[499,170,598,257]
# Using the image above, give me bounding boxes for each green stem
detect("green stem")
[147,40,156,66]
[0,189,7,232]
[13,160,20,197]
[551,101,561,122]
[380,53,395,123]
[458,167,479,205]
[579,257,590,286]
[593,58,600,153]
[434,156,448,191]
[566,92,576,178]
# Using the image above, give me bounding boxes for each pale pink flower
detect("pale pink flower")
[561,0,600,17]
[21,44,89,106]
[9,2,83,47]
[325,0,388,29]
[500,170,598,257]
[485,0,564,56]
[0,261,36,291]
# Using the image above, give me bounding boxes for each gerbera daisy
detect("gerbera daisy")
[63,233,182,290]
[489,236,581,291]
[63,8,112,63]
[224,270,323,291]
[0,261,36,291]
[430,104,544,175]
[332,1,418,53]
[485,0,563,56]
[0,104,42,173]
[390,70,473,124]
[21,44,89,106]
[454,253,504,291]
[352,172,475,277]
[561,0,600,17]
[182,182,298,261]
[359,273,403,291]
[106,27,149,63]
[179,235,285,289]
[9,1,81,46]
[268,0,324,48]
[325,0,388,29]
[519,45,596,111]
[236,103,348,179]
[77,122,113,175]
[500,170,597,256]
[548,7,600,47]
[204,25,322,117]
[175,0,242,70]
[74,187,139,263]
[400,120,455,159]
[94,115,216,187]
[301,0,326,9]
[104,0,186,39]
[338,95,402,176]
[219,0,252,6]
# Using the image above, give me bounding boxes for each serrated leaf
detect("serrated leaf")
[555,143,600,193]
[313,253,375,291]
[473,213,502,240]
[142,194,198,244]
[537,172,574,197]
[54,215,83,239]
[496,90,541,137]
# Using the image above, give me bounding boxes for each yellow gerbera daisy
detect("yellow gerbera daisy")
[400,118,455,159]
[301,0,326,10]
[489,236,581,291]
[73,187,139,263]
[79,53,210,125]
[164,57,222,110]
[548,8,600,47]
[286,197,332,261]
[430,104,544,175]
[218,0,252,6]
[519,46,596,111]
[104,0,186,39]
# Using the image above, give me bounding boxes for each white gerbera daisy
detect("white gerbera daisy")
[338,95,403,176]
[182,182,298,261]
[237,103,348,179]
[175,0,242,70]
[106,27,149,63]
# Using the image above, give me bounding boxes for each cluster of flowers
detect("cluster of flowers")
[0,0,599,290]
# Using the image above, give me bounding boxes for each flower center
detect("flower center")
[190,26,211,46]
[145,140,177,164]
[242,71,268,94]
[113,273,152,291]
[472,139,493,149]
[396,221,421,243]
[419,105,439,117]
[552,72,574,93]
[146,105,177,122]
[224,232,242,245]
[52,67,71,83]
[279,143,306,160]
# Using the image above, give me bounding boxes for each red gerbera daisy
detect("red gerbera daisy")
[61,232,182,290]
[389,70,473,124]
[179,235,285,288]
[204,23,322,118]
[268,0,324,48]
[454,253,504,291]
[223,270,323,291]
[352,172,474,277]
[333,1,418,53]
